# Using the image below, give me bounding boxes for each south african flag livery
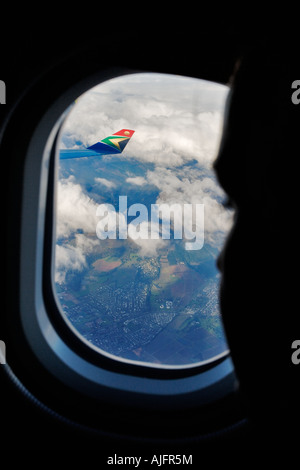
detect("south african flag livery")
[60,129,135,160]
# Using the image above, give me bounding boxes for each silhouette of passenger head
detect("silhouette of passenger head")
[213,40,300,439]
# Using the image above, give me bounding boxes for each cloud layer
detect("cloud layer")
[60,74,228,168]
[55,73,232,282]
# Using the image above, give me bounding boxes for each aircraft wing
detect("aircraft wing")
[60,129,135,160]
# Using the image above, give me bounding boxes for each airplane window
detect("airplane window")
[54,73,233,368]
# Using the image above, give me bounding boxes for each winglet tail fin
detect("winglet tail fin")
[88,129,135,154]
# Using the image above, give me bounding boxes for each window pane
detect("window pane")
[54,73,233,368]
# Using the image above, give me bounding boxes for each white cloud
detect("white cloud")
[55,244,86,284]
[94,177,116,189]
[130,236,167,258]
[56,176,98,238]
[55,233,99,284]
[55,177,100,283]
[145,166,234,247]
[127,217,167,257]
[126,176,147,186]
